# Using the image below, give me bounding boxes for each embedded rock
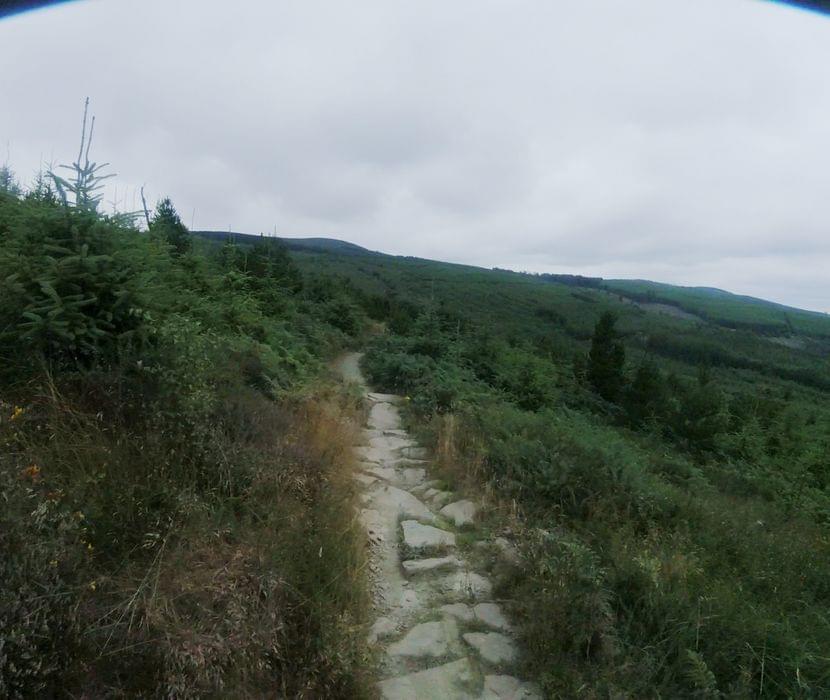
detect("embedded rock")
[370,402,400,431]
[387,618,461,659]
[440,500,478,528]
[401,520,456,550]
[402,555,462,576]
[377,657,476,700]
[440,603,475,623]
[370,485,435,522]
[440,571,493,601]
[463,632,518,665]
[474,603,511,632]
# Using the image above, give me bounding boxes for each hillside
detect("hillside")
[192,229,375,256]
[275,236,830,697]
[604,278,830,337]
[271,239,830,389]
[0,194,375,696]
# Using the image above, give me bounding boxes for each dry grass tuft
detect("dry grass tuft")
[1,381,373,698]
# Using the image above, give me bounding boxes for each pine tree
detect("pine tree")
[587,311,626,402]
[245,238,303,292]
[150,197,191,255]
[625,358,665,425]
[0,164,21,197]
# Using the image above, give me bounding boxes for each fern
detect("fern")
[685,649,720,698]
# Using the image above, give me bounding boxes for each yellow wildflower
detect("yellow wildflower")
[10,406,24,421]
[88,581,97,591]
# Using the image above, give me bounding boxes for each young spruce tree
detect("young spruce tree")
[587,311,626,402]
[150,197,191,255]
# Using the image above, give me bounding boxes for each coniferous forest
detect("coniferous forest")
[0,157,376,696]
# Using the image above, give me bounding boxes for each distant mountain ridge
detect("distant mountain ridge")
[192,230,375,256]
[606,278,827,317]
[603,278,829,337]
[190,230,829,337]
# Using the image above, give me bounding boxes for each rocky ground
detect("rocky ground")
[338,353,540,700]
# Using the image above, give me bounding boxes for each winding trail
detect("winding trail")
[338,353,540,700]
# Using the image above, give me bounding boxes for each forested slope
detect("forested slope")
[0,181,375,697]
[285,244,830,697]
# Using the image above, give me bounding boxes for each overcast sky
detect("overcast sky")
[1,0,829,311]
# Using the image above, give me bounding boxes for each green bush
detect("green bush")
[0,198,144,371]
[0,183,371,696]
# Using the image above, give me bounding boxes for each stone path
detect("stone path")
[337,353,540,700]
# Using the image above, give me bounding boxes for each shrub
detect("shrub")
[0,198,144,371]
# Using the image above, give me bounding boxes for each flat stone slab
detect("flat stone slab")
[372,485,435,522]
[377,657,476,700]
[481,675,542,699]
[440,603,475,623]
[402,520,456,550]
[402,555,461,576]
[370,402,400,431]
[387,618,460,658]
[440,500,478,528]
[463,632,518,665]
[474,603,511,632]
[439,571,493,601]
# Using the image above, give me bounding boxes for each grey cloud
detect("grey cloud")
[1,0,829,310]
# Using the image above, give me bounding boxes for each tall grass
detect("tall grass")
[409,405,830,697]
[1,377,372,697]
[363,338,830,697]
[0,179,374,697]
